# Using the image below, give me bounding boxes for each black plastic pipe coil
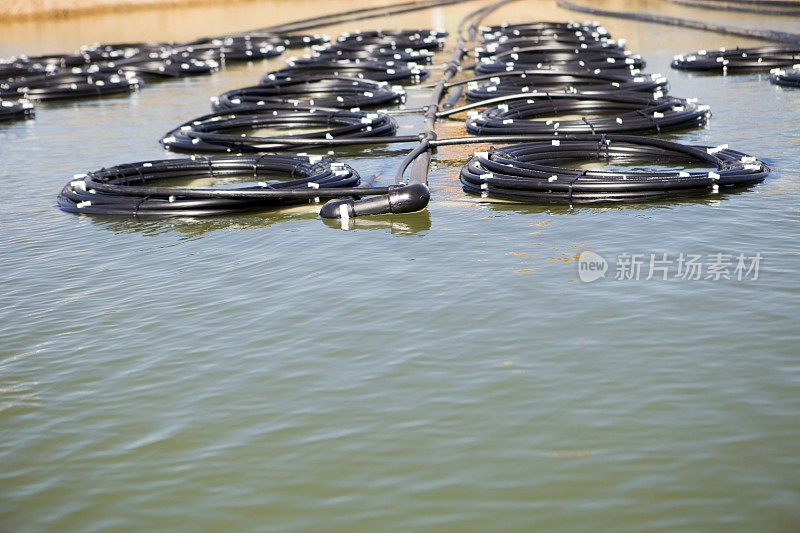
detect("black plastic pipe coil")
[56,154,383,217]
[256,28,444,84]
[308,48,435,64]
[81,55,220,79]
[770,66,800,87]
[672,47,800,72]
[332,29,446,51]
[0,72,140,101]
[459,135,770,203]
[44,0,777,221]
[0,97,35,121]
[460,70,669,100]
[479,21,611,41]
[161,105,399,153]
[271,58,429,82]
[475,39,624,58]
[474,53,646,75]
[212,77,405,110]
[461,92,709,135]
[0,31,325,106]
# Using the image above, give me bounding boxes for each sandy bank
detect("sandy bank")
[0,0,263,21]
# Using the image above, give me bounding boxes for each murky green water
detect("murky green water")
[1,1,799,531]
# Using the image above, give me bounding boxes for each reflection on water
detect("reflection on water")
[83,203,433,237]
[477,191,747,217]
[87,207,321,238]
[321,209,432,234]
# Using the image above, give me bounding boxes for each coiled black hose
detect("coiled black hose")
[337,29,448,39]
[270,59,429,82]
[169,43,285,63]
[459,70,669,100]
[78,55,220,79]
[0,72,140,101]
[479,21,610,41]
[476,38,624,58]
[474,53,646,74]
[308,48,435,64]
[0,61,50,81]
[0,98,35,121]
[161,105,401,153]
[20,52,97,69]
[0,32,317,104]
[672,47,800,72]
[460,92,709,135]
[116,58,219,79]
[79,41,168,60]
[459,135,770,203]
[183,33,328,50]
[770,66,800,87]
[213,77,405,110]
[333,30,447,51]
[56,154,389,217]
[318,0,517,219]
[477,43,633,61]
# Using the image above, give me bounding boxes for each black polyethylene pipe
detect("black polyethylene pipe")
[460,92,709,135]
[161,105,403,153]
[0,72,140,101]
[319,0,519,219]
[214,77,405,110]
[0,98,34,121]
[57,154,391,217]
[459,135,770,203]
[672,47,800,72]
[770,66,800,87]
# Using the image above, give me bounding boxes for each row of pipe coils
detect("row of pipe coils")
[53,21,773,216]
[0,29,328,121]
[56,29,445,216]
[671,46,800,87]
[455,21,770,203]
[160,29,447,154]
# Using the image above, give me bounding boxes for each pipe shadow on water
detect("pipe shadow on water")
[81,203,433,237]
[474,183,764,217]
[320,209,432,234]
[81,207,320,239]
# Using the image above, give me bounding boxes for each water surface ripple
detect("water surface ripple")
[1,2,799,531]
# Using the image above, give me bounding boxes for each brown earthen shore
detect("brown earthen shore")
[0,0,264,21]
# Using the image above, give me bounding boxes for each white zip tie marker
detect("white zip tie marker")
[707,144,728,155]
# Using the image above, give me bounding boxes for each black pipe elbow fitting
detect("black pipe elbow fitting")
[318,196,356,219]
[387,183,430,214]
[319,183,430,218]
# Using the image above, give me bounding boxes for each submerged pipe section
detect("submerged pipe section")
[320,0,517,219]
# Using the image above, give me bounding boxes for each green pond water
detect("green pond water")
[1,1,799,531]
